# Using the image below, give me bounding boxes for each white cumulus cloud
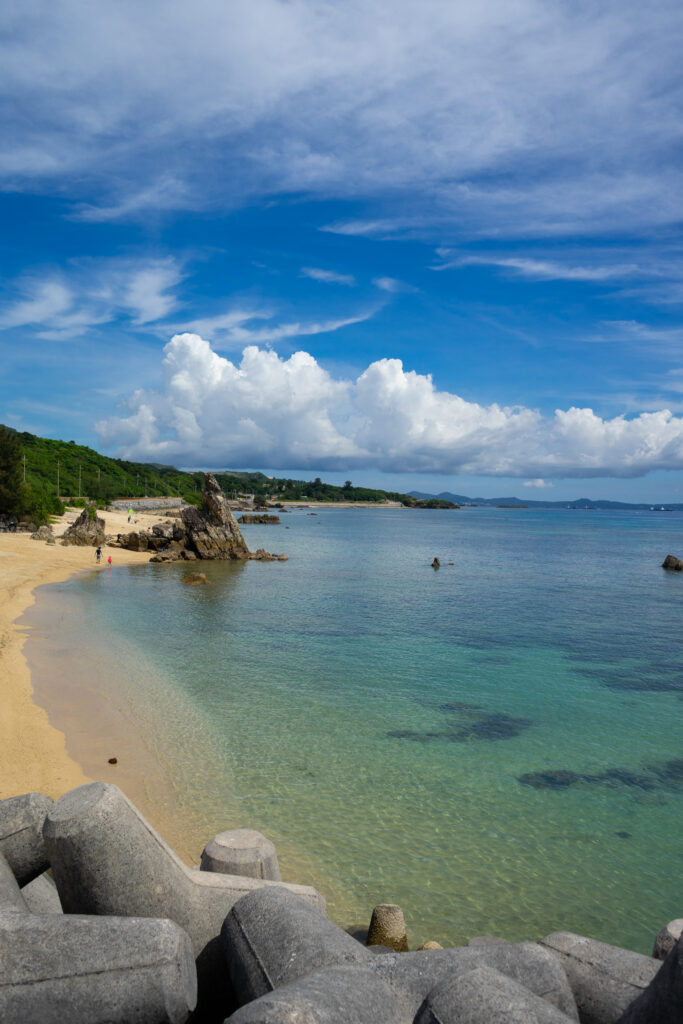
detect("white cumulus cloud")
[96,333,683,479]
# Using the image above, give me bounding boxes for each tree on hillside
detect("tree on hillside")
[0,425,24,517]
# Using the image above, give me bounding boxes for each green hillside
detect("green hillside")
[1,427,443,518]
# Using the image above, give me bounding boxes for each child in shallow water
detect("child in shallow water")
[107,555,112,567]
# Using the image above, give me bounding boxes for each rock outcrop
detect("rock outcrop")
[117,475,284,563]
[238,514,281,525]
[662,554,683,571]
[60,505,106,547]
[180,474,250,560]
[30,525,53,541]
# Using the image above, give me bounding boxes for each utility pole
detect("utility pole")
[57,461,60,498]
[23,453,26,483]
[78,463,82,499]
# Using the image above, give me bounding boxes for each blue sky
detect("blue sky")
[3,1,683,500]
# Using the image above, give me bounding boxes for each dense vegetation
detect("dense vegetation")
[0,425,65,523]
[0,427,457,515]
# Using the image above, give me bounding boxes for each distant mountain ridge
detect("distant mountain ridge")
[408,491,683,511]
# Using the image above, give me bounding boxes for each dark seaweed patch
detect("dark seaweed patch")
[450,712,533,741]
[386,729,452,743]
[604,677,683,694]
[388,706,533,744]
[650,757,683,785]
[519,757,683,792]
[615,831,632,839]
[584,768,656,791]
[439,701,482,712]
[575,665,683,694]
[518,770,580,789]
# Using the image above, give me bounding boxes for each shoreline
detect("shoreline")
[0,508,163,802]
[3,511,350,901]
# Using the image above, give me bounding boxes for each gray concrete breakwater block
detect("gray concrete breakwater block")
[0,791,53,885]
[0,850,30,913]
[0,911,197,1023]
[201,829,281,881]
[224,965,402,1024]
[414,964,578,1024]
[18,869,63,914]
[366,902,409,952]
[221,886,372,1004]
[43,783,325,1021]
[221,887,577,1021]
[653,919,683,961]
[617,934,682,1024]
[1,849,196,1022]
[540,932,660,1024]
[370,943,579,1021]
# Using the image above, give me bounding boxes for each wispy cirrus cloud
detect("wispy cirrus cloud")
[5,1,682,241]
[0,258,183,339]
[301,266,356,286]
[434,253,642,282]
[186,307,378,348]
[372,276,417,293]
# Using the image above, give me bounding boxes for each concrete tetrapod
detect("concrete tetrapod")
[221,885,373,1004]
[224,965,403,1024]
[540,932,660,1024]
[201,829,281,881]
[221,887,578,1021]
[0,791,53,884]
[20,870,63,914]
[0,851,197,1024]
[366,902,409,951]
[43,783,325,1022]
[653,919,683,961]
[370,943,579,1021]
[414,964,578,1024]
[617,934,683,1024]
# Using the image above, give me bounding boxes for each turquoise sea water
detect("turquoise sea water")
[28,508,683,950]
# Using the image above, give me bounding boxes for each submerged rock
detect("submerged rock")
[182,572,210,586]
[60,504,105,547]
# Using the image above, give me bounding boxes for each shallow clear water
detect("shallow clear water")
[30,508,683,950]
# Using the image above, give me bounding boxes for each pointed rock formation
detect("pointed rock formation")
[60,504,106,547]
[180,474,250,560]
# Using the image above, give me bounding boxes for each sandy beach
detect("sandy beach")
[0,507,166,802]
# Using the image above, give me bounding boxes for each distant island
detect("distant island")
[409,490,682,511]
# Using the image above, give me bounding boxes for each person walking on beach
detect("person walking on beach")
[107,555,112,567]
[95,546,102,563]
